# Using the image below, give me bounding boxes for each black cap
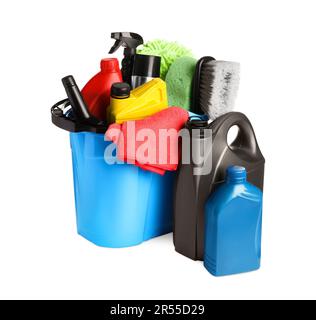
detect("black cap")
[62,75,76,88]
[187,119,209,128]
[111,82,131,99]
[186,118,211,139]
[132,54,161,78]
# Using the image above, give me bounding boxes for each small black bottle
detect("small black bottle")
[131,54,161,89]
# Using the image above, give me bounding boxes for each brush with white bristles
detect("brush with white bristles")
[192,57,240,120]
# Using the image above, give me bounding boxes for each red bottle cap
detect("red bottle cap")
[100,58,120,73]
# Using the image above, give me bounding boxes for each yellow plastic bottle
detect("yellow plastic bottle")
[107,78,168,124]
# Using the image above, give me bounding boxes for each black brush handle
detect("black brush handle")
[191,56,215,114]
[62,75,91,122]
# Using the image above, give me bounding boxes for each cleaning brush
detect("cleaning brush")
[192,57,240,120]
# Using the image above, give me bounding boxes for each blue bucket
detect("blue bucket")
[70,132,175,248]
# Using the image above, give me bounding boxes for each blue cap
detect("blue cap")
[226,166,247,183]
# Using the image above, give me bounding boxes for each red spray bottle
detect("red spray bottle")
[81,58,122,121]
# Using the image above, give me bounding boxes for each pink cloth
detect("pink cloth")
[105,107,189,175]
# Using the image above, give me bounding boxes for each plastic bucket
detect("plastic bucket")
[70,131,175,248]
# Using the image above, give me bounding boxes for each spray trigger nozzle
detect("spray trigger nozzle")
[108,32,144,55]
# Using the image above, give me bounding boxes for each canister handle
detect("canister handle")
[211,112,262,158]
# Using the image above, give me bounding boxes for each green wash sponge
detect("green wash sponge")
[137,40,194,80]
[165,56,197,111]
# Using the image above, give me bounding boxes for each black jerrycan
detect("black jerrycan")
[173,112,265,261]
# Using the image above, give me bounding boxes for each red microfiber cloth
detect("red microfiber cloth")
[106,107,189,175]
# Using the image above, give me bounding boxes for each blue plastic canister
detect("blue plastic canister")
[70,132,175,248]
[204,166,263,276]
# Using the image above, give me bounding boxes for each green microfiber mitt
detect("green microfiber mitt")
[137,40,194,80]
[165,56,197,111]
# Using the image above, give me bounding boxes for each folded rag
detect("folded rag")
[105,107,189,175]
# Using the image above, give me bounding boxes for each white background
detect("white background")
[0,0,315,300]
